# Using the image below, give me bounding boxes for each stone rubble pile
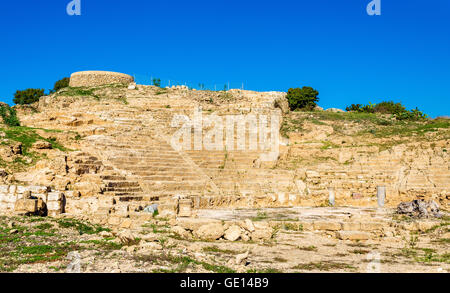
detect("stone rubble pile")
[171,218,274,242]
[396,199,442,218]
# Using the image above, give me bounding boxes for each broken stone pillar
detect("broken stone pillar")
[178,199,193,217]
[158,202,178,217]
[377,186,386,207]
[328,188,335,206]
[47,192,64,217]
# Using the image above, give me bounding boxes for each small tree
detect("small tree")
[286,86,319,111]
[52,77,70,92]
[152,78,161,87]
[13,88,45,105]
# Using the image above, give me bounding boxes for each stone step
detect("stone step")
[105,181,141,188]
[105,187,142,193]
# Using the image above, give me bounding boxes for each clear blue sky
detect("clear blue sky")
[1,0,449,117]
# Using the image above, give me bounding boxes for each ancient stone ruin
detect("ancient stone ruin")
[2,70,448,226]
[1,71,449,273]
[69,71,134,87]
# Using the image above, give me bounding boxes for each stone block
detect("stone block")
[178,199,192,217]
[193,223,225,241]
[159,203,178,215]
[64,190,80,198]
[120,218,132,229]
[9,185,17,194]
[4,194,17,204]
[0,185,9,193]
[113,204,129,217]
[28,186,49,194]
[313,221,342,231]
[336,231,370,241]
[360,222,385,231]
[108,216,122,226]
[14,199,37,214]
[16,186,28,194]
[306,170,320,178]
[298,221,314,231]
[47,192,63,202]
[342,222,361,231]
[47,201,62,212]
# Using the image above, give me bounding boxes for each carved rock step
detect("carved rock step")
[104,181,141,188]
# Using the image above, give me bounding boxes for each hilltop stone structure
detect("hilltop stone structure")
[69,71,134,87]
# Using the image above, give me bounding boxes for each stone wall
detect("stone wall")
[0,185,66,216]
[69,71,134,87]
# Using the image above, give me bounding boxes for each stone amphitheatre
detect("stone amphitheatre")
[0,71,448,273]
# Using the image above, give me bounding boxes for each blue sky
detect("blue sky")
[0,0,449,117]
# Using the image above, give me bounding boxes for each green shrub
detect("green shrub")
[0,105,20,127]
[346,103,376,113]
[52,77,70,93]
[346,101,427,121]
[286,87,319,111]
[346,104,363,112]
[152,78,161,87]
[13,89,45,105]
[396,108,428,121]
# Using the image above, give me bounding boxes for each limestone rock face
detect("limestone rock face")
[69,71,134,87]
[274,96,290,114]
[32,141,52,150]
[193,223,225,240]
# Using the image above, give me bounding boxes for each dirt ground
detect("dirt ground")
[0,208,448,273]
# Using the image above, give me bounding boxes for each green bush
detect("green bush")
[0,105,20,127]
[373,101,406,115]
[396,108,428,121]
[152,78,161,87]
[346,101,427,121]
[286,86,319,111]
[346,103,376,113]
[13,89,45,105]
[52,77,70,92]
